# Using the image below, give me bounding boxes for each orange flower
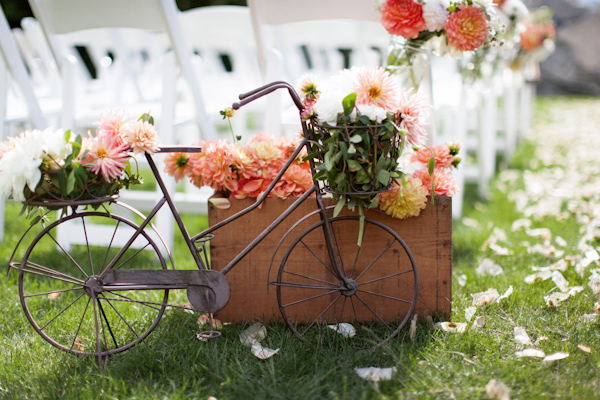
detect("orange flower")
[412,167,457,196]
[444,5,489,51]
[410,145,454,169]
[122,120,160,155]
[164,152,191,183]
[380,0,427,39]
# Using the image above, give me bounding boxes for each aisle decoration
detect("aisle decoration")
[0,109,156,218]
[379,0,501,88]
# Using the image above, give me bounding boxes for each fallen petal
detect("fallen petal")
[497,286,514,303]
[485,379,511,400]
[595,302,600,314]
[457,274,467,287]
[578,344,591,353]
[542,352,569,365]
[473,316,486,328]
[354,367,397,381]
[198,314,223,330]
[526,227,552,242]
[251,343,279,360]
[465,306,477,322]
[545,292,571,307]
[515,348,546,358]
[409,314,418,341]
[327,323,356,338]
[511,218,532,231]
[514,327,533,345]
[555,236,567,247]
[434,322,467,333]
[476,258,504,276]
[566,286,584,296]
[489,243,512,256]
[74,337,84,352]
[525,270,553,284]
[47,292,60,300]
[208,197,231,209]
[551,271,570,292]
[579,314,599,323]
[472,289,500,307]
[240,322,267,346]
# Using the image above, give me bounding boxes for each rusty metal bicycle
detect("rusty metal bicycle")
[8,82,418,364]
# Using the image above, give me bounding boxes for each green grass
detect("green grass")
[1,96,599,399]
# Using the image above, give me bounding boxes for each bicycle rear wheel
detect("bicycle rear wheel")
[18,212,169,357]
[276,216,418,347]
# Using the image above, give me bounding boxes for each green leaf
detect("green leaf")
[339,142,348,159]
[357,209,365,247]
[368,193,380,208]
[139,113,155,125]
[71,134,82,159]
[377,169,391,186]
[63,129,71,142]
[324,149,333,171]
[342,93,356,116]
[332,151,342,165]
[66,170,76,194]
[348,144,356,154]
[350,135,362,144]
[333,196,346,218]
[346,159,362,171]
[29,215,42,227]
[312,170,327,181]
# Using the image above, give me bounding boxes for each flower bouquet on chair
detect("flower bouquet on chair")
[298,66,429,244]
[0,110,159,220]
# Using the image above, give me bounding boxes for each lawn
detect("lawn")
[0,96,599,399]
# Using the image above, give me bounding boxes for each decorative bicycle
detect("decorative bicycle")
[7,82,418,364]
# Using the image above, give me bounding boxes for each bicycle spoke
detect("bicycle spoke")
[299,239,338,278]
[100,220,120,275]
[338,296,347,323]
[354,293,392,331]
[100,295,140,339]
[114,243,151,270]
[358,269,413,286]
[281,269,338,286]
[23,287,83,298]
[82,218,94,276]
[22,261,84,285]
[350,297,358,322]
[356,289,412,304]
[48,232,89,279]
[355,240,395,281]
[39,293,86,331]
[97,298,118,349]
[282,290,339,308]
[103,292,163,312]
[91,293,102,357]
[274,281,340,290]
[70,298,91,351]
[300,294,341,336]
[330,225,347,278]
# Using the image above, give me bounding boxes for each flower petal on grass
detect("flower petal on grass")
[434,322,467,333]
[47,292,60,300]
[240,322,267,346]
[472,289,500,306]
[465,306,477,321]
[526,227,552,242]
[457,274,467,287]
[409,314,418,341]
[542,352,569,365]
[485,379,511,400]
[515,348,546,358]
[497,286,514,303]
[354,367,397,381]
[476,258,504,276]
[251,343,279,360]
[545,292,571,307]
[328,323,356,338]
[489,243,513,256]
[579,313,599,323]
[511,218,532,231]
[514,327,533,345]
[578,344,591,353]
[524,270,552,284]
[473,316,486,328]
[551,271,570,292]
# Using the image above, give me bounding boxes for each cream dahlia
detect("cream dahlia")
[378,176,428,219]
[122,120,160,154]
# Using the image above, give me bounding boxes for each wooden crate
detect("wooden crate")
[209,196,452,323]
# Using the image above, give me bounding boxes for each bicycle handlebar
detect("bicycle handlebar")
[233,81,304,112]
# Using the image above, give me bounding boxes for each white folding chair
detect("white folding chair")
[27,0,220,252]
[247,0,387,137]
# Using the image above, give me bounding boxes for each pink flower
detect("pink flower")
[412,167,457,196]
[410,145,454,169]
[230,178,271,199]
[397,90,428,146]
[164,152,191,183]
[520,23,555,52]
[353,67,401,111]
[96,108,128,139]
[122,120,160,154]
[272,164,313,199]
[380,0,427,39]
[231,144,260,180]
[444,5,489,51]
[247,139,285,179]
[81,133,130,182]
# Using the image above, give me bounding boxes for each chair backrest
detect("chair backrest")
[248,0,385,78]
[28,0,218,140]
[0,7,47,130]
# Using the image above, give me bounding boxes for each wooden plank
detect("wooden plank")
[209,196,452,323]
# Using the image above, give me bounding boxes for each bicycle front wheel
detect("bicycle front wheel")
[18,212,169,357]
[276,216,418,346]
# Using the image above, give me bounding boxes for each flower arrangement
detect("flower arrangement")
[0,109,159,214]
[163,132,313,200]
[516,7,555,63]
[380,0,501,59]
